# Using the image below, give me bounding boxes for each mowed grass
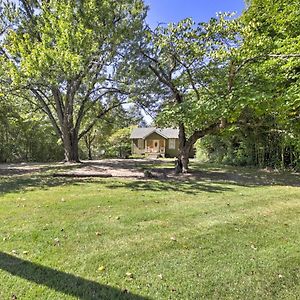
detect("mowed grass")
[1,162,300,299]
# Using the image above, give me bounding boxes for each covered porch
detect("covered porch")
[145,139,166,156]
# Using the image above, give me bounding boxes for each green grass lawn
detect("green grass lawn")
[1,161,300,299]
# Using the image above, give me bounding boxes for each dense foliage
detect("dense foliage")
[0,0,146,162]
[0,97,63,162]
[198,0,300,169]
[0,0,299,170]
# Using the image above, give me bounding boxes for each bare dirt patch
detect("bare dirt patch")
[54,159,157,178]
[0,162,60,176]
[1,159,300,187]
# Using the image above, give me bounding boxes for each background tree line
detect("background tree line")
[0,0,299,171]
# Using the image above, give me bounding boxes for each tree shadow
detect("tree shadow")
[84,159,165,171]
[0,174,232,196]
[187,167,300,187]
[0,252,149,300]
[0,162,80,176]
[0,174,82,196]
[1,160,300,197]
[105,179,233,195]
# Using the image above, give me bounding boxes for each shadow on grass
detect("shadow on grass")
[106,180,232,194]
[1,161,300,197]
[0,252,149,300]
[0,162,80,176]
[187,167,300,187]
[0,175,232,196]
[84,159,166,171]
[0,175,81,196]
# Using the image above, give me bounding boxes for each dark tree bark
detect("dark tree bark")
[62,128,80,162]
[176,123,189,173]
[175,121,223,173]
[84,133,95,160]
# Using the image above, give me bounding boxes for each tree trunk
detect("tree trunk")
[84,134,95,160]
[175,123,192,173]
[88,146,93,160]
[62,128,80,163]
[175,121,223,173]
[176,146,191,174]
[84,136,93,160]
[180,150,190,173]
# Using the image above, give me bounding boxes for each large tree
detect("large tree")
[195,0,300,170]
[137,15,243,172]
[0,0,146,162]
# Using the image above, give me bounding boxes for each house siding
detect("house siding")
[144,133,167,156]
[130,128,201,158]
[132,136,195,158]
[165,138,180,158]
[132,138,145,155]
[144,132,179,158]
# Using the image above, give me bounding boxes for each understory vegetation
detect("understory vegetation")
[198,120,300,170]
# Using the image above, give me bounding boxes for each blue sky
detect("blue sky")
[145,0,245,27]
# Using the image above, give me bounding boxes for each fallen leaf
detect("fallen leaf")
[126,272,134,278]
[251,244,257,251]
[98,265,106,272]
[54,238,60,246]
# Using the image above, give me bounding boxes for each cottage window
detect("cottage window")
[169,139,176,149]
[138,139,144,149]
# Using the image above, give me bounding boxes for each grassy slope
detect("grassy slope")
[1,163,300,299]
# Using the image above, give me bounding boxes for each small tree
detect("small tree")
[108,126,134,158]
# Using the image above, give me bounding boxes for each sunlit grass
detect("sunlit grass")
[1,161,300,299]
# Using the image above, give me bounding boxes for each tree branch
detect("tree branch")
[78,100,126,140]
[31,89,62,138]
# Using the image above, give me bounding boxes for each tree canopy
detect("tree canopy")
[0,0,299,171]
[0,0,146,162]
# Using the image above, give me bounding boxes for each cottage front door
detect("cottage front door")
[153,140,160,153]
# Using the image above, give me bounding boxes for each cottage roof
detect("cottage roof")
[130,127,179,139]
